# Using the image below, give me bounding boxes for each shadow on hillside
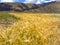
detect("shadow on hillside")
[0,3,12,11]
[0,13,20,28]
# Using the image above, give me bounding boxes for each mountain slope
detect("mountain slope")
[0,2,60,13]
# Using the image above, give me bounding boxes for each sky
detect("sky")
[0,0,25,2]
[0,0,56,4]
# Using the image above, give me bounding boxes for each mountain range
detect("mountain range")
[0,1,60,13]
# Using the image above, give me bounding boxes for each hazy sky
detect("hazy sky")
[0,0,25,2]
[24,0,55,4]
[0,0,56,4]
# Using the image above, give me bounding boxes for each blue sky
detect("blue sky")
[15,0,25,2]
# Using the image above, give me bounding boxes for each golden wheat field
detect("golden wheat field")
[0,13,60,45]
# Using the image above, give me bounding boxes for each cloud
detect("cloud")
[0,0,14,2]
[0,0,56,3]
[0,0,25,2]
[24,0,56,4]
[24,0,37,3]
[36,0,41,4]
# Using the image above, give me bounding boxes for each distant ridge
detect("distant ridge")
[0,2,60,13]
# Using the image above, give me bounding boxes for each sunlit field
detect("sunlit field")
[0,13,60,45]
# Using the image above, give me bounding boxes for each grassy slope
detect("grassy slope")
[0,13,60,45]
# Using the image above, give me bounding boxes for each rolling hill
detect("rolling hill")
[0,2,60,13]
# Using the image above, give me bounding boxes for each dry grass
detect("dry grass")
[0,13,60,45]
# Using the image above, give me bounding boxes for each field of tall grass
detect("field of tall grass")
[0,13,60,45]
